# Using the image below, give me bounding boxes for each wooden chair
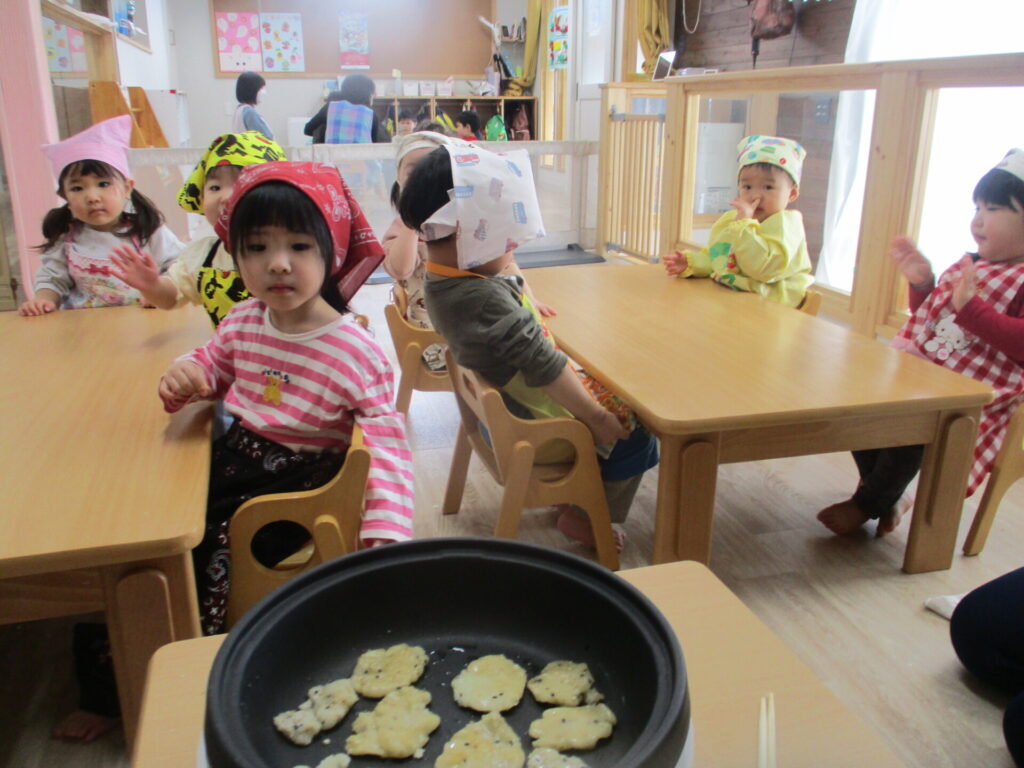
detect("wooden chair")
[963,404,1024,555]
[442,354,620,571]
[383,284,451,415]
[799,288,823,316]
[225,428,371,628]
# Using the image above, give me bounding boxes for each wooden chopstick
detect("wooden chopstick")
[758,692,777,768]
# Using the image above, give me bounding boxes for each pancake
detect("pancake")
[528,703,617,751]
[526,661,603,707]
[452,654,528,713]
[351,643,429,698]
[434,711,526,768]
[346,685,441,759]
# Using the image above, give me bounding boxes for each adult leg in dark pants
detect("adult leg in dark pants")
[817,445,923,536]
[950,567,1024,767]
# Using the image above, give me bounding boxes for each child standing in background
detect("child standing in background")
[399,144,658,553]
[160,162,413,634]
[395,109,417,138]
[819,149,1024,536]
[19,115,183,316]
[110,131,286,327]
[663,134,813,308]
[455,110,483,141]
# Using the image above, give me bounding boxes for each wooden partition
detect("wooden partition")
[598,52,1024,337]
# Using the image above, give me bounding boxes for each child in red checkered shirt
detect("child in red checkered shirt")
[819,149,1024,536]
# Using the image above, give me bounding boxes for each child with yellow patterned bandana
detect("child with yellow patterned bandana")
[662,134,813,308]
[110,131,286,327]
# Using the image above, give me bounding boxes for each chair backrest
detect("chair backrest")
[384,284,450,413]
[225,428,371,628]
[799,288,823,316]
[446,353,594,484]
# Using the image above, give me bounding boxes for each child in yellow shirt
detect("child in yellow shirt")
[663,134,814,308]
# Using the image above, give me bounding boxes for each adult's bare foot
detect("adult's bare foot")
[52,710,119,743]
[556,506,625,553]
[816,498,869,535]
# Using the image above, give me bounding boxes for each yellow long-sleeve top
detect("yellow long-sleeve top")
[680,209,813,307]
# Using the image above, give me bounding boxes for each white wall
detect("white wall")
[167,0,329,147]
[117,0,173,89]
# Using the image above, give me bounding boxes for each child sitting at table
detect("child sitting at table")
[18,115,183,316]
[818,149,1024,536]
[109,131,286,327]
[382,130,554,371]
[662,134,813,308]
[159,162,414,635]
[398,142,658,551]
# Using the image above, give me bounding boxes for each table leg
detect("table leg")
[102,552,200,747]
[653,434,720,564]
[904,411,979,574]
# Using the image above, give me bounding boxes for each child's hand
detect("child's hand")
[662,251,689,276]
[535,301,557,317]
[158,360,211,408]
[584,409,629,447]
[110,245,160,292]
[730,196,759,221]
[18,297,57,316]
[951,255,977,312]
[890,236,934,287]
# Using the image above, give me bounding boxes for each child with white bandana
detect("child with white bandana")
[663,134,813,308]
[819,149,1024,536]
[398,142,658,553]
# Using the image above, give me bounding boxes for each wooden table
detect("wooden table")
[0,305,212,744]
[526,264,993,572]
[133,561,906,767]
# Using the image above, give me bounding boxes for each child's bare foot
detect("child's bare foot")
[556,506,625,553]
[52,710,120,742]
[816,498,869,535]
[876,494,913,538]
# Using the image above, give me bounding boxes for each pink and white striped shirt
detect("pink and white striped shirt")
[167,299,414,543]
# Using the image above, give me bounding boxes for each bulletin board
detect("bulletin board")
[210,0,495,79]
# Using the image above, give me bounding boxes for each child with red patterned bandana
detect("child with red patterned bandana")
[819,149,1024,536]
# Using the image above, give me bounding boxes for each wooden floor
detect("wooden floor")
[1,277,1021,767]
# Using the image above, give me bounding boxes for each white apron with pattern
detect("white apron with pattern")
[63,227,142,309]
[891,256,1024,495]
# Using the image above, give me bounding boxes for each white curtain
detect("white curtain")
[816,0,1024,292]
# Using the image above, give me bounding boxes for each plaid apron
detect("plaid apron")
[325,100,373,144]
[891,257,1024,495]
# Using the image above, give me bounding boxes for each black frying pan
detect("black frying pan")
[205,538,689,767]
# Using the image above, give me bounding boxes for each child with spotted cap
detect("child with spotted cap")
[663,134,813,307]
[819,149,1024,537]
[109,131,285,327]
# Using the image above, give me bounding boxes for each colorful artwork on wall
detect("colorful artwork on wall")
[547,5,570,70]
[215,11,262,72]
[43,17,88,74]
[260,12,305,73]
[338,12,370,69]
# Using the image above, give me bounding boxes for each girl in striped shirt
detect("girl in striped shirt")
[159,161,413,635]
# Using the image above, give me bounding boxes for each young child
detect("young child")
[382,131,555,371]
[395,109,417,138]
[455,110,483,141]
[159,161,414,635]
[818,149,1024,536]
[109,131,286,327]
[398,143,658,551]
[662,134,813,308]
[18,115,183,316]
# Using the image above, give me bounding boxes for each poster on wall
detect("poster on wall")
[260,12,305,73]
[43,18,88,74]
[547,5,570,70]
[338,12,370,69]
[215,11,262,72]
